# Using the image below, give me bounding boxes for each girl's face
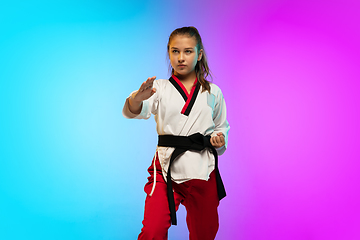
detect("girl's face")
[168,35,203,78]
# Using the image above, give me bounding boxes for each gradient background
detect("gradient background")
[1,0,359,239]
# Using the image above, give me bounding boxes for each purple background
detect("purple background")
[214,1,360,239]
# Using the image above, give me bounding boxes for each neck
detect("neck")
[174,71,197,84]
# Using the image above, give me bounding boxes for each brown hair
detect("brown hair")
[167,26,212,93]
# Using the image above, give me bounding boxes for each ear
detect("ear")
[197,49,203,61]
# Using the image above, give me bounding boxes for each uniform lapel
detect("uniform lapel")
[169,75,200,116]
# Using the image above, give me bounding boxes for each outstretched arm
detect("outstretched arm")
[128,76,157,114]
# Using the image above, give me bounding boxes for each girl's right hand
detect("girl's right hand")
[128,76,157,114]
[132,76,157,102]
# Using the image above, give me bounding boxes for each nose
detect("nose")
[178,52,184,62]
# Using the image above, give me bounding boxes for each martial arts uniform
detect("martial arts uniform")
[123,75,230,240]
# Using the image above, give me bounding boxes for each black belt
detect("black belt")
[158,132,226,225]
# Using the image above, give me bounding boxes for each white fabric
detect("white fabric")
[123,79,230,184]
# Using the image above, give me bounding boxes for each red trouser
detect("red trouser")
[138,155,219,240]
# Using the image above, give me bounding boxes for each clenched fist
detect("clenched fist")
[210,132,225,148]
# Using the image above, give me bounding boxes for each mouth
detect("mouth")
[178,65,186,68]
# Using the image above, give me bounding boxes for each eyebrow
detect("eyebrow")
[170,47,195,50]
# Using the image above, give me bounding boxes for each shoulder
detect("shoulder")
[154,78,170,86]
[152,78,170,90]
[209,82,224,97]
[152,79,172,98]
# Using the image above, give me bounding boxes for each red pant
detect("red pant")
[138,155,219,240]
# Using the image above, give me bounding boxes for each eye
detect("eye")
[185,50,192,53]
[172,50,178,53]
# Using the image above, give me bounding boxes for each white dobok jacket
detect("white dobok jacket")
[123,76,230,187]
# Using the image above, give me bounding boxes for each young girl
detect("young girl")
[123,26,230,240]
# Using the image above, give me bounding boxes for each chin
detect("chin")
[176,70,189,76]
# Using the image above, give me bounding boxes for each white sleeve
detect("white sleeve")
[122,80,160,119]
[210,86,230,155]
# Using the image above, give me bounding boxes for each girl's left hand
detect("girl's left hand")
[210,132,225,148]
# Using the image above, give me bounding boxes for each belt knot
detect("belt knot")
[187,132,210,151]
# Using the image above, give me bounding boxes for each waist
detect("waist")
[158,133,212,151]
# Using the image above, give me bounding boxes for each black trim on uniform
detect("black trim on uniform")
[183,83,200,116]
[169,77,187,102]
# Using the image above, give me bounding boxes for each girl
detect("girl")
[123,26,230,240]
